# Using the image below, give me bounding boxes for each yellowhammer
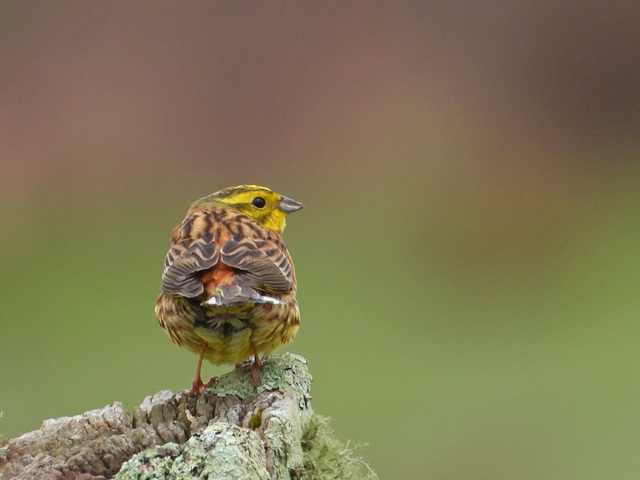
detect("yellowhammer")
[155,185,303,395]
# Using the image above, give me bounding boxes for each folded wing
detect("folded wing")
[220,233,294,294]
[161,232,218,298]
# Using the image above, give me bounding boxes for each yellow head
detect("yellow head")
[191,185,303,233]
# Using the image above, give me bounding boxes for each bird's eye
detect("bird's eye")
[252,196,266,208]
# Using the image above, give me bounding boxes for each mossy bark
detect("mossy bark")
[0,354,376,480]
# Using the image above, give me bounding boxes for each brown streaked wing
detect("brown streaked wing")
[220,233,293,294]
[161,231,218,297]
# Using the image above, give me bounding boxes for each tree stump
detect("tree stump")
[0,354,376,480]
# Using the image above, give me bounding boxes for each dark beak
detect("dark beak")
[277,195,304,213]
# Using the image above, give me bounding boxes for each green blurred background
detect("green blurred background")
[1,2,639,479]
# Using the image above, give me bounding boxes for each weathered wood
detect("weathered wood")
[0,354,376,480]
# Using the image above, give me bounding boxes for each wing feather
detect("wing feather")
[161,231,218,297]
[220,233,293,294]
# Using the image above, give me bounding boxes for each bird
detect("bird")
[155,185,303,395]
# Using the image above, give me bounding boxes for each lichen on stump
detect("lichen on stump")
[0,354,377,480]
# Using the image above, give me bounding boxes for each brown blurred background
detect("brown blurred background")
[1,2,639,479]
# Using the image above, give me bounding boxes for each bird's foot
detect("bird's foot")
[184,375,218,396]
[204,376,218,388]
[236,355,262,384]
